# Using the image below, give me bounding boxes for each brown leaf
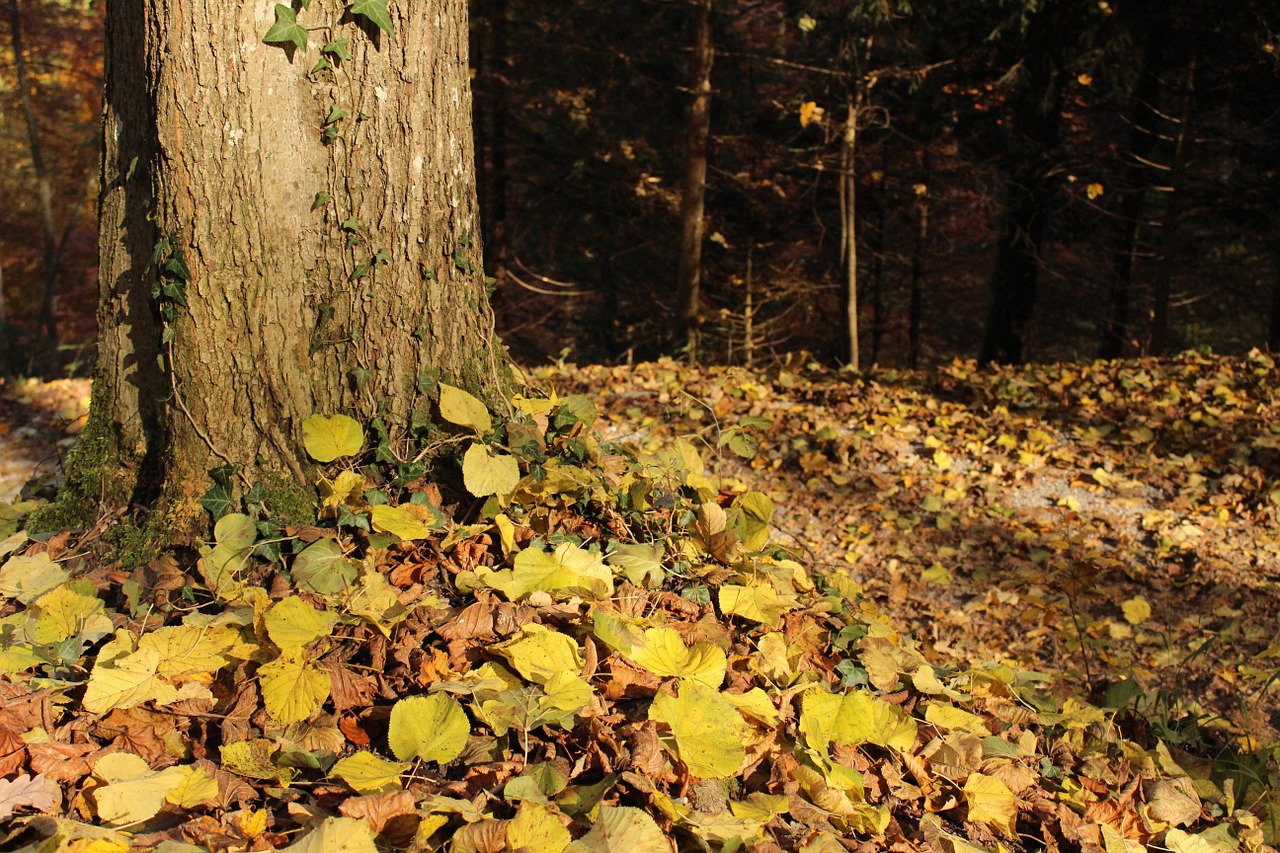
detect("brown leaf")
[326,660,377,712]
[437,601,497,641]
[0,714,27,777]
[27,742,98,784]
[451,818,508,853]
[339,789,419,836]
[0,773,61,820]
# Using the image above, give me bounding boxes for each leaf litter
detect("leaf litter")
[0,351,1277,853]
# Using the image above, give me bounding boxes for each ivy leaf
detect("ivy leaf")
[263,4,308,50]
[388,694,470,764]
[350,0,394,37]
[321,38,353,62]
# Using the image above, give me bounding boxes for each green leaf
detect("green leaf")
[388,694,469,764]
[321,38,353,62]
[462,443,521,497]
[350,0,394,36]
[292,538,360,596]
[438,383,492,433]
[649,681,747,779]
[302,413,364,462]
[263,4,308,50]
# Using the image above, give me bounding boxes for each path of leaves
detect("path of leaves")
[0,352,1277,853]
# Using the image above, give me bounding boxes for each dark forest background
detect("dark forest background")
[3,0,1280,373]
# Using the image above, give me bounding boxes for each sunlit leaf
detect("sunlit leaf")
[263,4,308,50]
[462,443,521,497]
[260,653,331,724]
[0,551,68,604]
[332,751,409,794]
[388,694,469,764]
[369,504,435,540]
[564,806,671,853]
[507,801,572,853]
[279,816,379,853]
[438,383,491,433]
[302,413,364,462]
[962,773,1017,838]
[649,681,747,779]
[628,627,726,689]
[350,0,394,37]
[496,624,583,684]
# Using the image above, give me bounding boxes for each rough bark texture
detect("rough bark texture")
[839,96,859,370]
[66,0,505,531]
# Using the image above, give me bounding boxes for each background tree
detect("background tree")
[47,0,508,537]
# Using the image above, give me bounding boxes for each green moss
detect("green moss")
[111,513,174,570]
[259,471,317,526]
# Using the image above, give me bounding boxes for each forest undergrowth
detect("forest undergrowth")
[0,350,1277,853]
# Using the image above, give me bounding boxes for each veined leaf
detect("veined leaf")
[628,627,726,689]
[369,503,435,540]
[564,806,670,853]
[350,0,394,37]
[438,383,491,433]
[649,681,747,779]
[962,773,1017,838]
[463,443,521,497]
[507,801,571,853]
[302,413,364,462]
[260,653,331,724]
[333,751,409,794]
[279,817,378,853]
[263,4,308,50]
[476,542,613,601]
[388,694,469,764]
[496,624,583,684]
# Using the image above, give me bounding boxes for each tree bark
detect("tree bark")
[59,0,506,534]
[839,95,859,370]
[978,14,1064,366]
[675,0,714,360]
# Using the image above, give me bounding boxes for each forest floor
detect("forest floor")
[1,352,1278,851]
[537,352,1280,748]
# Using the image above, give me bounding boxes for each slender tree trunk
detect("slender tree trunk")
[7,0,60,342]
[908,174,929,369]
[1271,245,1280,352]
[1101,11,1167,359]
[1147,37,1198,357]
[840,95,859,370]
[979,14,1064,365]
[59,0,505,535]
[869,152,886,367]
[675,0,714,360]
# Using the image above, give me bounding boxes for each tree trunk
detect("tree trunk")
[56,0,505,536]
[675,0,714,360]
[1147,37,1198,357]
[1101,9,1167,360]
[7,0,61,342]
[908,179,929,370]
[474,0,510,281]
[839,95,859,370]
[978,14,1064,366]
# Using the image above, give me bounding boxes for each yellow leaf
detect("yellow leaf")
[507,801,572,853]
[166,766,220,808]
[92,764,189,826]
[649,681,748,779]
[265,596,338,650]
[628,627,726,689]
[302,414,364,462]
[1121,596,1151,625]
[260,653,332,724]
[962,772,1017,838]
[477,542,613,601]
[333,751,410,794]
[718,582,796,628]
[565,806,671,853]
[0,551,69,604]
[439,383,492,434]
[82,646,179,714]
[1086,182,1104,199]
[279,816,379,853]
[320,470,367,512]
[388,694,470,764]
[924,702,990,735]
[369,504,435,540]
[723,687,780,726]
[32,583,108,644]
[462,443,521,497]
[800,690,917,753]
[496,624,584,685]
[799,101,824,127]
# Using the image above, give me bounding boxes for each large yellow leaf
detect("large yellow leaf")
[302,414,364,462]
[962,772,1017,838]
[477,542,614,601]
[496,624,583,685]
[649,681,747,779]
[628,627,726,689]
[507,801,571,853]
[82,646,179,714]
[264,596,339,651]
[718,583,796,628]
[332,751,409,794]
[165,766,220,809]
[438,383,492,434]
[138,624,239,680]
[565,806,671,853]
[260,653,331,724]
[368,504,435,540]
[92,763,190,826]
[388,694,470,764]
[31,582,108,644]
[799,690,918,753]
[279,816,379,853]
[462,443,521,497]
[0,551,68,604]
